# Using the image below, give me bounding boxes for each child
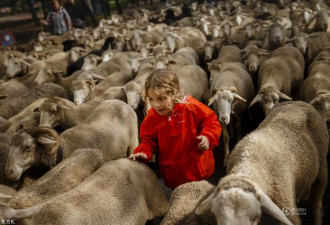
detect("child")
[40,0,71,35]
[128,69,222,189]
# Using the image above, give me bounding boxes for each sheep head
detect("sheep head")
[34,68,63,85]
[71,79,95,105]
[39,97,70,128]
[5,127,60,181]
[195,178,294,225]
[208,87,246,125]
[249,86,292,116]
[124,81,143,111]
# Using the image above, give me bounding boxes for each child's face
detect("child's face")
[52,1,60,10]
[147,87,175,116]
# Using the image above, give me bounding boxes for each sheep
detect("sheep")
[305,9,330,33]
[240,43,270,78]
[203,41,221,63]
[38,96,99,129]
[76,52,133,79]
[163,26,207,57]
[196,101,329,225]
[164,47,200,73]
[8,148,110,208]
[0,98,47,133]
[80,54,102,71]
[160,180,216,225]
[176,65,210,103]
[287,32,309,55]
[299,49,330,126]
[4,57,35,79]
[0,82,67,120]
[6,51,71,79]
[66,36,115,75]
[262,22,288,51]
[207,45,242,84]
[92,86,127,103]
[130,25,164,51]
[249,45,305,115]
[11,159,168,225]
[0,81,29,99]
[71,71,131,105]
[208,62,255,167]
[304,32,330,65]
[6,99,139,181]
[124,59,155,111]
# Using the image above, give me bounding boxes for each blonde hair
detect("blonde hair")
[143,69,184,113]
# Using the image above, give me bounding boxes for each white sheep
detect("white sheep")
[8,148,110,208]
[160,181,216,225]
[6,100,139,181]
[71,71,131,105]
[249,45,305,115]
[196,101,329,225]
[13,159,169,225]
[208,62,255,166]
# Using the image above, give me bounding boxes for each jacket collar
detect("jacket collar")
[150,95,192,120]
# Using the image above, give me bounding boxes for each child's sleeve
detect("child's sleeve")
[133,116,158,161]
[63,8,72,30]
[198,104,222,150]
[42,12,52,26]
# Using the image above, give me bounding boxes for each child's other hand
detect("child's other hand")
[128,153,147,161]
[197,135,209,150]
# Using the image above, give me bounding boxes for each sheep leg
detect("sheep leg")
[310,162,328,225]
[221,123,230,167]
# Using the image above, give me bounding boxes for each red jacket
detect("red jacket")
[134,96,222,189]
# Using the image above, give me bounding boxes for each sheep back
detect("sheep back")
[227,101,328,208]
[26,159,169,225]
[9,148,110,208]
[161,180,216,225]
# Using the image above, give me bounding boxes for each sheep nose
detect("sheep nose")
[220,116,229,124]
[5,169,13,177]
[249,65,257,72]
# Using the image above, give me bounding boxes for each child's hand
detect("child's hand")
[128,153,147,161]
[196,135,209,150]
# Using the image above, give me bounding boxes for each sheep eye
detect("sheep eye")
[51,109,57,114]
[25,145,32,150]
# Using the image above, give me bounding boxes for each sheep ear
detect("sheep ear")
[19,59,31,67]
[57,102,69,110]
[277,91,292,101]
[232,93,247,102]
[258,188,294,225]
[249,94,261,108]
[6,204,43,219]
[309,97,319,106]
[37,135,57,145]
[208,96,216,106]
[229,86,237,93]
[90,72,105,81]
[0,193,13,199]
[195,191,216,215]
